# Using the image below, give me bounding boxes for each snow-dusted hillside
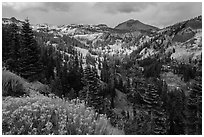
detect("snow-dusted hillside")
[3,15,202,65]
[131,16,202,63]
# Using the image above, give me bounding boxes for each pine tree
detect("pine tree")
[55,50,63,78]
[18,18,43,81]
[129,78,168,134]
[83,65,104,113]
[39,44,55,83]
[186,76,202,135]
[50,76,63,97]
[40,45,48,82]
[2,25,10,61]
[108,75,116,109]
[5,23,21,73]
[167,89,186,134]
[101,56,109,83]
[61,61,70,97]
[67,51,84,97]
[142,78,168,135]
[47,46,55,81]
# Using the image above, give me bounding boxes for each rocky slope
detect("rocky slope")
[133,15,202,63]
[2,16,202,65]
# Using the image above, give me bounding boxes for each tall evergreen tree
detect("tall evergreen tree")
[5,23,21,73]
[67,51,84,97]
[2,25,10,61]
[127,77,146,117]
[101,56,109,83]
[46,46,55,81]
[82,65,104,113]
[61,61,70,97]
[128,77,168,134]
[18,18,43,81]
[108,75,116,109]
[142,78,168,135]
[186,76,202,135]
[167,89,186,134]
[55,50,63,78]
[39,44,55,83]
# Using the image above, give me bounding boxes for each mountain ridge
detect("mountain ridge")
[114,19,159,32]
[2,15,202,63]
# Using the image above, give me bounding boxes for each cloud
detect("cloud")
[2,2,202,28]
[3,2,43,11]
[151,2,202,27]
[46,2,71,12]
[2,2,71,12]
[94,2,156,14]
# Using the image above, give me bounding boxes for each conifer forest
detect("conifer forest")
[2,2,202,135]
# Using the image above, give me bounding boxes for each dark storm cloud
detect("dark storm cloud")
[94,2,156,14]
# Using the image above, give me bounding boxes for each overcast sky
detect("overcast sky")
[2,2,202,28]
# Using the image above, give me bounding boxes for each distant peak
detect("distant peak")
[127,19,140,23]
[115,18,159,32]
[96,24,108,27]
[10,17,17,21]
[128,19,135,21]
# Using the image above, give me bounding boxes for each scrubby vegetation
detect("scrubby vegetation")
[2,96,124,135]
[2,70,27,97]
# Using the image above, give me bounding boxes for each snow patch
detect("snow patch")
[74,33,103,41]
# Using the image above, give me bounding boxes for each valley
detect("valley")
[2,14,202,135]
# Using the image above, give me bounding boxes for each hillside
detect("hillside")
[2,17,24,26]
[2,71,124,135]
[2,14,202,135]
[3,16,201,63]
[2,15,202,87]
[114,19,159,32]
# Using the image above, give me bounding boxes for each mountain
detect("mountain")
[114,19,159,32]
[2,14,202,135]
[130,15,202,63]
[2,15,201,64]
[2,17,24,26]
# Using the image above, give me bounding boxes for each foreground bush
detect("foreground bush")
[2,96,124,135]
[29,81,51,96]
[2,70,27,97]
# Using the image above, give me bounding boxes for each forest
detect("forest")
[2,18,202,135]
